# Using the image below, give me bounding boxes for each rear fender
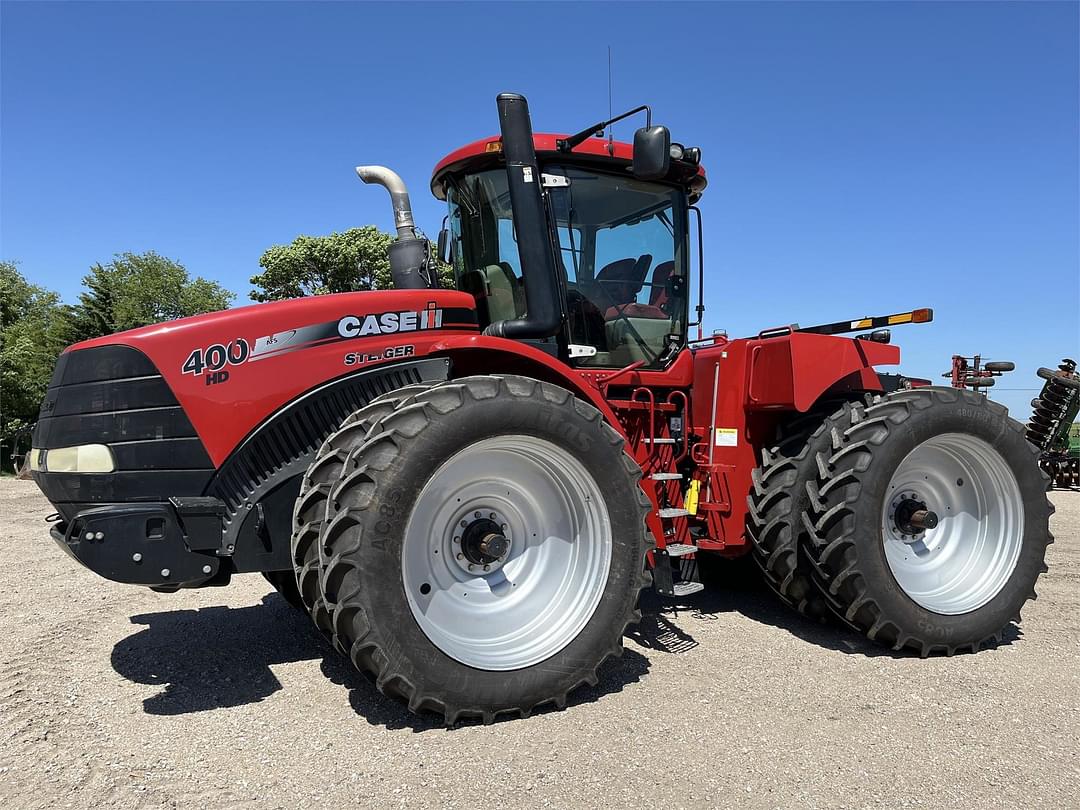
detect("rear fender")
[747,332,899,412]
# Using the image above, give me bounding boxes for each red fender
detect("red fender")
[428,334,625,430]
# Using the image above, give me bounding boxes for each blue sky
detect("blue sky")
[2,1,1077,416]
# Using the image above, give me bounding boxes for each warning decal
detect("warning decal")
[714,428,738,447]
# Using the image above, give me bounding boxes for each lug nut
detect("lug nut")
[456,553,464,560]
[94,532,104,541]
[160,568,170,577]
[489,512,497,520]
[132,553,142,562]
[84,531,94,541]
[202,565,212,574]
[460,520,468,528]
[474,511,482,519]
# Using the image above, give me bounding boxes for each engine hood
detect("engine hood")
[60,289,477,465]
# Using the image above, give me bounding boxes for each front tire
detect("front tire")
[801,388,1053,655]
[317,375,651,723]
[289,384,436,637]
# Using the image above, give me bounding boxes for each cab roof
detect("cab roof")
[430,132,707,202]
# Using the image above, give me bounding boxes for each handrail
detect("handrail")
[630,387,657,456]
[596,359,646,394]
[667,389,690,463]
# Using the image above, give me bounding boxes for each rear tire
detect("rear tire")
[746,402,861,619]
[316,375,651,723]
[801,387,1053,655]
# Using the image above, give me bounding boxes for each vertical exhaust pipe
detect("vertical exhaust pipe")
[356,165,432,289]
[484,93,564,339]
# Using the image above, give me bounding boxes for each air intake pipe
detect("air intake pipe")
[355,165,432,289]
[484,93,564,339]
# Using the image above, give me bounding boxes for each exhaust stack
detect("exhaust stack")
[355,165,432,289]
[484,93,564,339]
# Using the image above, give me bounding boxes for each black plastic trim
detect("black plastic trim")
[207,357,451,560]
[47,344,158,387]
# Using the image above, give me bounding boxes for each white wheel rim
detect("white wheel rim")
[402,435,612,670]
[881,433,1024,615]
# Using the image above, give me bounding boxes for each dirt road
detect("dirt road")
[0,478,1076,809]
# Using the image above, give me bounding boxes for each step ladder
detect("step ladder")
[644,449,704,599]
[608,395,704,599]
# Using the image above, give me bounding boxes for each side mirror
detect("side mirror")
[632,125,671,180]
[436,226,452,265]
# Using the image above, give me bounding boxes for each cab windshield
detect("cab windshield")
[446,166,688,367]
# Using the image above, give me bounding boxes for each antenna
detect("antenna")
[607,46,614,155]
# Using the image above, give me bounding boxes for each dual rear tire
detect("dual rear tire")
[749,387,1053,654]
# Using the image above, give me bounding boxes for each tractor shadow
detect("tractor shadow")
[111,593,326,716]
[632,555,1021,658]
[111,562,1021,727]
[110,591,652,731]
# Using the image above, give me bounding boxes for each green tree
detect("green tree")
[0,261,66,469]
[65,252,235,343]
[250,226,451,302]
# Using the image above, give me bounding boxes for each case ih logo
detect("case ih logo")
[181,302,471,378]
[337,302,444,338]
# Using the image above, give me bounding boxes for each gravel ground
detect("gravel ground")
[0,478,1077,809]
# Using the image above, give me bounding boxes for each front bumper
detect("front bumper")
[50,501,223,588]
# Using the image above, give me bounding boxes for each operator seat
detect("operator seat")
[649,261,675,311]
[460,262,524,324]
[594,256,672,366]
[595,256,666,320]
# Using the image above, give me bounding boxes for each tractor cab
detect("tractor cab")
[430,100,707,370]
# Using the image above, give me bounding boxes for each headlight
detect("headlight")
[38,444,115,473]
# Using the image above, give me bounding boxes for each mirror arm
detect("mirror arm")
[557,105,652,153]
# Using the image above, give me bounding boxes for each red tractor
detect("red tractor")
[30,94,1052,723]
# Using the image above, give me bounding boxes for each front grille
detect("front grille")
[31,344,215,516]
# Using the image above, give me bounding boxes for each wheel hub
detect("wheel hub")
[889,493,939,543]
[456,513,511,572]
